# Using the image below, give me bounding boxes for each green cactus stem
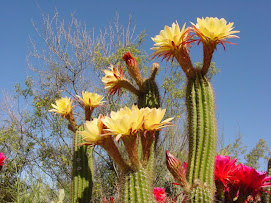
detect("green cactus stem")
[71,126,93,203]
[137,65,160,177]
[137,63,160,109]
[263,158,271,202]
[121,167,155,203]
[186,71,217,202]
[137,77,160,109]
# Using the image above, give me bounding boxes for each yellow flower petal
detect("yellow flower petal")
[49,97,73,115]
[79,116,104,144]
[142,107,173,131]
[191,17,239,44]
[101,64,125,94]
[151,22,192,60]
[77,91,104,107]
[101,105,144,140]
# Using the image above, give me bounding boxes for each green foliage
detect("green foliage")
[218,132,247,160]
[244,139,270,169]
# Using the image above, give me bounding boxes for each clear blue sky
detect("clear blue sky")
[1,1,270,168]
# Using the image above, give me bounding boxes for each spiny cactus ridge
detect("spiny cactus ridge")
[71,126,93,203]
[186,71,217,202]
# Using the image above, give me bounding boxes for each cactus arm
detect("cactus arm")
[121,169,155,203]
[263,158,271,202]
[186,72,216,202]
[71,126,93,203]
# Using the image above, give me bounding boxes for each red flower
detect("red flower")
[235,164,271,200]
[215,155,238,187]
[0,152,6,171]
[153,187,167,203]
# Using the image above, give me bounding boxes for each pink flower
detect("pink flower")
[153,187,167,203]
[0,152,6,171]
[235,164,271,200]
[215,155,238,187]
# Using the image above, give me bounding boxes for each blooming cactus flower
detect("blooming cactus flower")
[191,17,239,47]
[79,115,105,145]
[234,164,271,201]
[101,105,144,141]
[142,108,173,131]
[0,153,6,171]
[77,91,104,108]
[151,22,192,61]
[49,97,73,115]
[215,155,238,187]
[101,64,125,95]
[153,187,167,203]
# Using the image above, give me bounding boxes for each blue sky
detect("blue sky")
[1,1,270,167]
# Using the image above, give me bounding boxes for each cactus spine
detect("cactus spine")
[186,71,216,202]
[71,126,93,203]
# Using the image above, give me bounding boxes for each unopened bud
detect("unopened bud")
[166,151,190,192]
[122,52,143,88]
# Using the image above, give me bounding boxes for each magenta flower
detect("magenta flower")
[215,155,238,187]
[0,152,6,171]
[153,187,167,203]
[235,164,271,201]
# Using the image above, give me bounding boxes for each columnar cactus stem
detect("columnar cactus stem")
[186,71,217,202]
[137,63,160,177]
[121,168,155,203]
[137,63,160,109]
[263,158,271,202]
[71,126,93,203]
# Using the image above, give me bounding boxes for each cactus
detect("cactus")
[185,71,217,202]
[263,158,271,202]
[121,168,154,203]
[137,75,160,109]
[123,60,159,203]
[71,126,93,203]
[137,68,160,177]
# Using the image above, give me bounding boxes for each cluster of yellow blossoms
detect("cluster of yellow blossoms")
[151,17,239,60]
[49,91,104,116]
[80,105,173,144]
[49,94,172,146]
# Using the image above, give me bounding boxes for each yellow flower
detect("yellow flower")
[191,17,239,46]
[101,64,125,94]
[49,97,73,115]
[101,105,144,141]
[79,115,104,144]
[142,108,173,131]
[151,22,192,60]
[77,91,104,108]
